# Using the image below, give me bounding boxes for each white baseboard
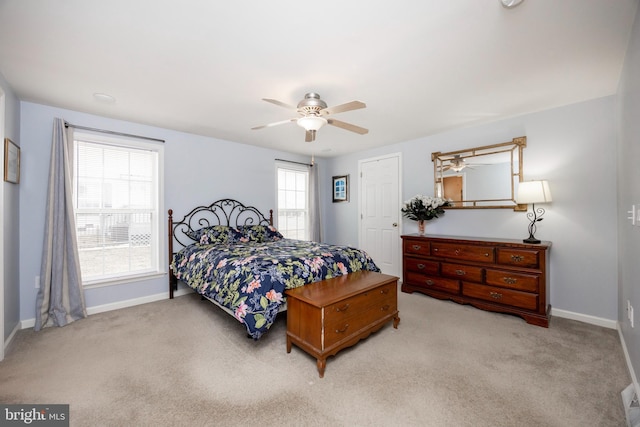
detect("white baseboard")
[618,323,640,421]
[3,321,20,354]
[551,307,618,329]
[19,287,193,330]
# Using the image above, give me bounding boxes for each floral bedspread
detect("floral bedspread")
[171,239,380,339]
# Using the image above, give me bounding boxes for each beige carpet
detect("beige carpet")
[0,287,631,426]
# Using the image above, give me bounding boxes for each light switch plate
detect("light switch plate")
[629,205,636,225]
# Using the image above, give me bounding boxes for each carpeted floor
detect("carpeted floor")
[0,287,631,426]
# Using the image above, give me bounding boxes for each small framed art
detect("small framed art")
[4,138,20,184]
[332,175,349,203]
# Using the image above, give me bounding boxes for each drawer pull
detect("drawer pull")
[417,263,426,269]
[335,303,350,313]
[412,245,422,250]
[511,254,524,262]
[381,304,391,311]
[335,324,349,334]
[455,269,466,276]
[489,291,503,300]
[485,253,490,257]
[503,277,518,285]
[433,248,439,252]
[425,279,435,286]
[455,249,460,255]
[380,288,390,295]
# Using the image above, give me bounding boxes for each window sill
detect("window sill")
[82,271,166,289]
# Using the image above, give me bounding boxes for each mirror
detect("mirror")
[432,136,526,210]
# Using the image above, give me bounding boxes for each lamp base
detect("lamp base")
[523,237,541,244]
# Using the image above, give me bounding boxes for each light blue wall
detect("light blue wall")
[1,70,20,342]
[617,3,640,389]
[18,102,316,322]
[323,96,619,322]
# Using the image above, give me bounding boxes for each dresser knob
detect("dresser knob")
[484,253,489,257]
[503,277,517,285]
[412,245,422,250]
[335,324,350,334]
[417,263,425,269]
[380,288,389,294]
[381,304,391,311]
[490,291,503,300]
[455,249,460,255]
[511,254,524,262]
[335,303,351,312]
[425,279,435,286]
[433,248,439,252]
[455,269,465,276]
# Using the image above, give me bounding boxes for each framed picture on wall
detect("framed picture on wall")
[332,175,349,203]
[4,138,20,184]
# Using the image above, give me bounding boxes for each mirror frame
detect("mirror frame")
[432,136,527,211]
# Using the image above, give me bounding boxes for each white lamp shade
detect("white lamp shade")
[297,116,327,131]
[517,180,552,204]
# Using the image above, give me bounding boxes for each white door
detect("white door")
[359,153,401,277]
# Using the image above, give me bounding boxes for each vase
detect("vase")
[417,220,425,236]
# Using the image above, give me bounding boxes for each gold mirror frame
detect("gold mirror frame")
[432,136,527,211]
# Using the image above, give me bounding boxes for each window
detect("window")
[276,163,309,240]
[72,132,163,286]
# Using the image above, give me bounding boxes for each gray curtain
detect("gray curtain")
[35,118,87,331]
[309,162,322,242]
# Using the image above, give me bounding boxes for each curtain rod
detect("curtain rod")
[275,158,314,167]
[64,122,165,143]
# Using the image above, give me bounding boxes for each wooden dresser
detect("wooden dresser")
[401,234,550,327]
[285,271,400,378]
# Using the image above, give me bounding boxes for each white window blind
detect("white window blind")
[73,133,163,285]
[276,163,309,240]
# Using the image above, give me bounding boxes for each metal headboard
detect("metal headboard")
[167,198,274,298]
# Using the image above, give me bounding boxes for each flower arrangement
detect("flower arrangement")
[401,195,451,221]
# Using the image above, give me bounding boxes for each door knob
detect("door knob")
[392,223,398,227]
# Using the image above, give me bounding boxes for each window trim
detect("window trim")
[72,130,165,287]
[275,161,310,240]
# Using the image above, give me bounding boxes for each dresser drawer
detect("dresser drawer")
[405,271,460,294]
[485,269,539,292]
[325,300,397,347]
[463,283,538,311]
[431,242,495,263]
[497,249,540,269]
[326,283,397,320]
[441,262,483,283]
[403,239,431,257]
[404,257,439,275]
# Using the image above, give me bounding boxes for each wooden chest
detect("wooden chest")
[401,234,550,327]
[285,271,400,378]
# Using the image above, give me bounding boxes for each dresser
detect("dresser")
[285,271,400,378]
[401,234,550,327]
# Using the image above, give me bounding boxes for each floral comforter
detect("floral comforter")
[170,239,380,339]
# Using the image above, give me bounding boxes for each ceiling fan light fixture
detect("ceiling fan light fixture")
[501,0,524,8]
[297,116,327,132]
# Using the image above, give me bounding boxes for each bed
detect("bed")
[168,199,380,339]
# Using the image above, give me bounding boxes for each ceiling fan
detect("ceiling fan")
[443,155,470,172]
[251,92,368,142]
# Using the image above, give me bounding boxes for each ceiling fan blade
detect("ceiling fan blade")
[327,118,369,135]
[251,118,298,130]
[262,98,297,110]
[305,130,316,142]
[320,101,366,116]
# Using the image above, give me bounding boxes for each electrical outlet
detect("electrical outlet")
[630,205,637,225]
[35,275,40,289]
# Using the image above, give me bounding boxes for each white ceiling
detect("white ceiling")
[0,0,637,157]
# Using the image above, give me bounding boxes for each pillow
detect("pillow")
[237,225,284,243]
[186,225,242,245]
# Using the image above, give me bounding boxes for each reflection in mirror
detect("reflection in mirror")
[432,137,526,210]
